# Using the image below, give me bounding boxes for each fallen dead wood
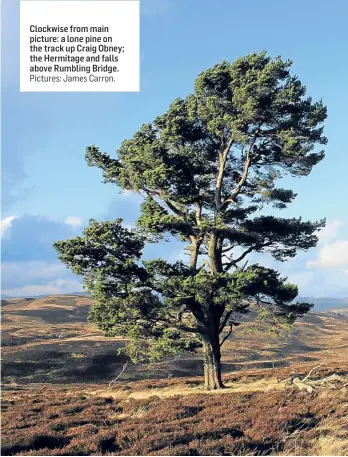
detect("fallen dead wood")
[108,361,128,388]
[281,359,348,393]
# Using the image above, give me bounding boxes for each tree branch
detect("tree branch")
[177,323,202,333]
[222,245,235,254]
[223,246,255,271]
[223,242,273,272]
[160,192,187,219]
[215,138,234,210]
[220,131,260,209]
[221,156,251,208]
[220,324,233,347]
[219,310,233,333]
[145,188,187,219]
[302,357,328,382]
[108,361,128,388]
[195,200,202,227]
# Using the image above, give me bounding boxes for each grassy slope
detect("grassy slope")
[2,294,348,386]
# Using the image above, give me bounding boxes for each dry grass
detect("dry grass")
[277,390,348,456]
[305,417,348,456]
[87,359,348,400]
[89,377,287,401]
[1,295,101,344]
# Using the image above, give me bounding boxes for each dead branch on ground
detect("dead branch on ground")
[280,358,348,393]
[108,361,128,388]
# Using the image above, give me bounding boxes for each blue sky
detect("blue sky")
[1,0,348,298]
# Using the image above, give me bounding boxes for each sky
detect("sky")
[1,0,348,298]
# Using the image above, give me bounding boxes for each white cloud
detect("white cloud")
[1,261,83,297]
[64,216,82,228]
[1,261,67,283]
[0,215,16,238]
[317,219,343,244]
[307,240,348,269]
[2,279,83,298]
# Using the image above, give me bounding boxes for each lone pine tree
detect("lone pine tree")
[54,52,327,390]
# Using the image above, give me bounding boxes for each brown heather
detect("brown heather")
[2,295,348,455]
[2,363,347,456]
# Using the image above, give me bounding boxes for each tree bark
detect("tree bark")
[208,234,223,273]
[189,236,200,272]
[202,334,225,390]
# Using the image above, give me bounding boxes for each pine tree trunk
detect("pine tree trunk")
[202,335,225,390]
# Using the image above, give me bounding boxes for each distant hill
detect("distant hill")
[297,296,348,311]
[1,291,91,300]
[2,292,347,311]
[2,293,348,386]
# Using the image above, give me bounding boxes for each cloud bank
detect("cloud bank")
[1,214,348,298]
